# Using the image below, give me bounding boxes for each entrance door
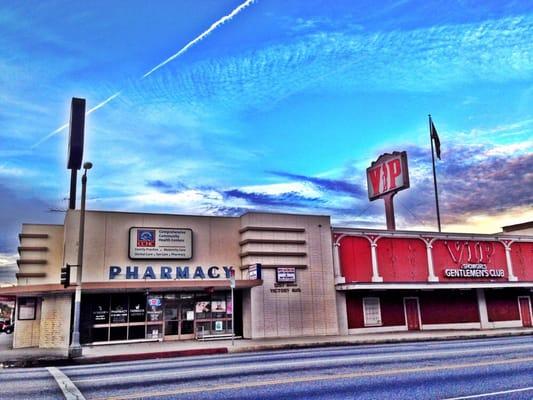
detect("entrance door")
[179,299,195,339]
[518,297,532,328]
[163,297,180,340]
[164,296,196,340]
[404,297,421,331]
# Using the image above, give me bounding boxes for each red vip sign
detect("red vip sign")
[445,240,495,264]
[366,151,410,200]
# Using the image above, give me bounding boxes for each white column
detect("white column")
[504,245,518,281]
[370,242,383,283]
[476,288,490,329]
[425,241,439,282]
[333,243,345,284]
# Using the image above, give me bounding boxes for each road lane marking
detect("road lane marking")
[60,335,532,372]
[47,367,86,400]
[72,343,533,383]
[442,386,533,399]
[94,356,533,400]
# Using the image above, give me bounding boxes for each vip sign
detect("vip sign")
[445,240,495,264]
[366,152,410,200]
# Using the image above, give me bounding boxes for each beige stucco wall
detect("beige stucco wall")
[17,210,339,343]
[13,298,41,349]
[64,210,243,281]
[18,224,64,285]
[39,294,71,348]
[240,213,339,338]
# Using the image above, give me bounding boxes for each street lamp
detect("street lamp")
[69,161,92,358]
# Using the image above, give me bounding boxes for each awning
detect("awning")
[336,282,533,291]
[0,279,263,296]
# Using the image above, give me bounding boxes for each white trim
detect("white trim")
[362,297,382,326]
[348,325,408,334]
[403,297,421,331]
[370,242,383,282]
[336,282,533,290]
[476,288,490,329]
[331,228,533,242]
[504,245,518,281]
[518,296,533,327]
[424,240,439,282]
[489,320,523,328]
[421,322,481,330]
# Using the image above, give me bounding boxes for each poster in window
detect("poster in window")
[146,295,163,321]
[129,302,146,323]
[211,300,226,313]
[195,301,210,313]
[110,305,128,324]
[214,320,224,332]
[92,304,109,323]
[18,298,36,320]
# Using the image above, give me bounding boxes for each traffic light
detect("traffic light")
[60,264,71,288]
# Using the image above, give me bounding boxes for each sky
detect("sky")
[1,0,532,283]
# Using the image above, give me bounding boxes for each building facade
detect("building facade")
[7,210,338,349]
[2,208,532,351]
[332,228,533,334]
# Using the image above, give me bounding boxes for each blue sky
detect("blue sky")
[1,0,532,282]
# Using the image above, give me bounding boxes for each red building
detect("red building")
[332,225,533,333]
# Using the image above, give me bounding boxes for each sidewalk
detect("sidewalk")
[2,328,532,368]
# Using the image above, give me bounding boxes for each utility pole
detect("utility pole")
[69,161,92,358]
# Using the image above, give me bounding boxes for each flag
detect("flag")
[430,119,441,160]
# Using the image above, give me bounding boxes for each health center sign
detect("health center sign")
[129,227,192,260]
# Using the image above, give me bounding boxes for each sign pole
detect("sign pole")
[231,284,234,346]
[429,115,442,232]
[383,193,396,230]
[229,269,235,346]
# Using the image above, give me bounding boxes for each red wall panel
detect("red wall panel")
[379,292,406,326]
[345,292,405,328]
[432,240,508,282]
[377,238,427,282]
[346,293,364,329]
[485,289,520,321]
[419,290,479,324]
[511,242,533,281]
[339,236,373,282]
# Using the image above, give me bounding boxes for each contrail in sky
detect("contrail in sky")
[32,91,122,148]
[33,0,256,148]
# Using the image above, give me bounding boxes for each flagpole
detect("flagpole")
[429,114,442,232]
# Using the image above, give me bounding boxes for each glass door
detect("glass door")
[180,299,195,339]
[163,296,180,339]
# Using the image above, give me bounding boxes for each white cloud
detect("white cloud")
[240,182,321,198]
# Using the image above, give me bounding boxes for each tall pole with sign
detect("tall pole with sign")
[229,269,235,346]
[366,151,410,231]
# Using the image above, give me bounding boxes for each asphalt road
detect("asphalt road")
[1,335,532,400]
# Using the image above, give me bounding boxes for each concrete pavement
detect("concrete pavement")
[2,335,533,399]
[2,327,533,367]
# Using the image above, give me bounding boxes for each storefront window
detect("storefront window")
[147,295,163,322]
[129,294,146,323]
[81,290,234,343]
[92,295,110,324]
[110,294,128,324]
[147,324,162,339]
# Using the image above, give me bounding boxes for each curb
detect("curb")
[2,347,227,369]
[2,330,531,368]
[229,330,533,353]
